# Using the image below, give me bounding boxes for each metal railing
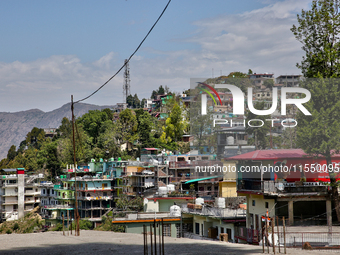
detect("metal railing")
[182,204,246,218]
[237,179,328,194]
[280,232,340,247]
[235,227,260,244]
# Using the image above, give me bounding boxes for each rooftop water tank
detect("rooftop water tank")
[170,205,181,217]
[196,198,204,205]
[227,136,234,145]
[159,187,167,196]
[167,184,175,192]
[215,197,226,208]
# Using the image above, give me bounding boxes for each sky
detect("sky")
[0,0,312,112]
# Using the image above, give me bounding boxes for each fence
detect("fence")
[143,219,165,255]
[280,232,340,248]
[259,216,340,254]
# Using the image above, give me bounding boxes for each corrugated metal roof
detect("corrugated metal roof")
[184,175,222,184]
[228,149,340,161]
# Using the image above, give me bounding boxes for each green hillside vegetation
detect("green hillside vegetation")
[0,207,45,234]
[0,95,188,179]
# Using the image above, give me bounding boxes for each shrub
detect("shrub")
[12,223,19,231]
[6,229,12,234]
[52,223,63,231]
[71,219,93,230]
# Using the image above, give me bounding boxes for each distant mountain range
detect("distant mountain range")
[0,103,113,160]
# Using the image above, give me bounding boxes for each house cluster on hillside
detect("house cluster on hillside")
[1,146,338,245]
[2,73,337,247]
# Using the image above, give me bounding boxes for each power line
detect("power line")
[74,0,172,104]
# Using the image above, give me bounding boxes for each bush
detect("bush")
[12,223,19,231]
[6,229,12,234]
[52,223,63,231]
[71,219,93,230]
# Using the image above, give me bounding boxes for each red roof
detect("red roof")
[143,148,159,151]
[229,149,340,161]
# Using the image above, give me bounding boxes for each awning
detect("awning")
[184,175,223,184]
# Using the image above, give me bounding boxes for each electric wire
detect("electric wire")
[74,0,172,104]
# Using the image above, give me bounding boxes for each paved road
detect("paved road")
[0,230,333,255]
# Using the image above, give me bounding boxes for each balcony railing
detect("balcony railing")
[181,204,246,218]
[43,204,74,209]
[235,227,260,244]
[78,196,112,201]
[237,179,329,194]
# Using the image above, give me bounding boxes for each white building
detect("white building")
[0,168,43,222]
[40,182,58,217]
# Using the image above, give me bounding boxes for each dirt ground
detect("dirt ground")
[0,230,338,255]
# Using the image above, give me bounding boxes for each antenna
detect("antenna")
[123,59,131,104]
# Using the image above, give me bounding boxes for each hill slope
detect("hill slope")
[0,103,113,160]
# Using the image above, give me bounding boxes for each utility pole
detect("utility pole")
[71,96,80,236]
[123,59,131,104]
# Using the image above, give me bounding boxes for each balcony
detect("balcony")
[25,198,40,204]
[78,196,112,201]
[3,191,18,196]
[2,199,18,205]
[169,176,192,183]
[43,204,74,210]
[169,161,192,169]
[237,179,329,195]
[25,191,41,196]
[2,183,18,187]
[77,187,112,191]
[181,203,246,218]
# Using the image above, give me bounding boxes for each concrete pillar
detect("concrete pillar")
[17,168,25,219]
[326,200,332,232]
[246,196,250,228]
[288,200,294,226]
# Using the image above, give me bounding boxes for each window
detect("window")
[265,202,269,209]
[43,189,46,194]
[252,200,255,206]
[163,224,171,237]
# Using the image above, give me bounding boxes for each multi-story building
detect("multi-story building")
[46,159,123,226]
[0,168,43,222]
[276,75,302,87]
[229,149,339,244]
[122,161,170,197]
[40,181,59,219]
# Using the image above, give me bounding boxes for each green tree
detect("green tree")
[151,90,158,100]
[118,109,138,147]
[291,0,340,78]
[291,0,340,222]
[263,79,274,88]
[133,94,140,108]
[25,127,45,149]
[58,117,72,138]
[126,94,134,108]
[161,103,186,148]
[7,145,17,161]
[37,141,61,178]
[158,85,165,95]
[135,109,159,148]
[77,109,111,145]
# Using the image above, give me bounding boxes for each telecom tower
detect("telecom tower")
[123,59,131,104]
